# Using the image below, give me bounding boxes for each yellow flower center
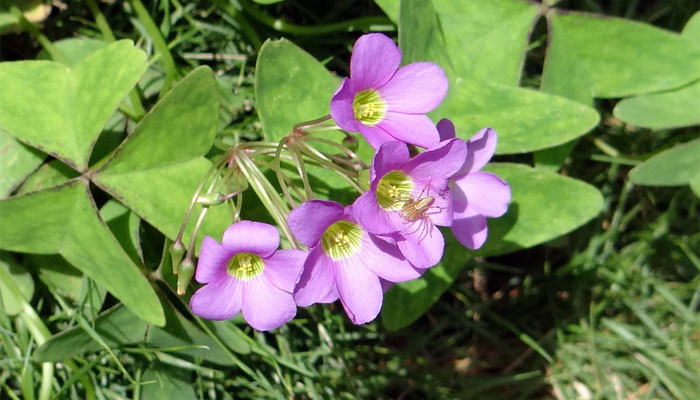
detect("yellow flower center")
[376,170,414,211]
[321,220,363,260]
[353,89,387,126]
[227,252,264,280]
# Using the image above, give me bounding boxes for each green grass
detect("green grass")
[1,0,698,399]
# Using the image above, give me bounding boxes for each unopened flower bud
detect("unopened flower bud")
[177,258,195,295]
[342,134,359,152]
[170,240,185,274]
[196,192,226,206]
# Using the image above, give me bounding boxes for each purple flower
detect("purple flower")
[190,221,306,331]
[437,119,511,249]
[288,200,421,324]
[330,33,448,150]
[352,138,467,268]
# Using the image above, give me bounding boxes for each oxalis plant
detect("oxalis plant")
[0,0,699,398]
[179,33,511,329]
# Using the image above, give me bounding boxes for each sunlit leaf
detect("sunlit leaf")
[0,180,164,325]
[545,11,700,98]
[94,66,230,249]
[0,40,146,169]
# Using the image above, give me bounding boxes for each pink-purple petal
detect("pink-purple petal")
[350,33,402,89]
[262,249,306,293]
[395,222,445,269]
[361,234,422,282]
[335,257,383,324]
[222,221,279,257]
[377,113,440,149]
[242,276,297,331]
[437,118,456,141]
[452,171,511,218]
[370,141,410,185]
[358,124,397,150]
[195,236,233,284]
[403,138,467,180]
[462,127,498,173]
[330,78,359,132]
[190,277,243,320]
[353,191,396,234]
[377,62,448,113]
[293,247,337,306]
[451,208,488,250]
[288,200,344,248]
[318,284,340,303]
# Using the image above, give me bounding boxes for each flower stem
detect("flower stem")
[296,142,365,193]
[174,154,229,247]
[305,135,367,170]
[236,151,298,248]
[274,140,301,207]
[293,115,332,134]
[289,143,314,200]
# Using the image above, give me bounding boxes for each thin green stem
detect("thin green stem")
[295,142,365,194]
[85,0,116,41]
[305,136,367,169]
[293,115,332,134]
[289,143,314,200]
[129,0,179,94]
[175,155,229,245]
[9,6,67,65]
[236,152,298,248]
[274,141,301,207]
[256,159,306,202]
[237,0,395,36]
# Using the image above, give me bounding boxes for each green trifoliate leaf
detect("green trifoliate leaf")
[94,66,230,250]
[475,163,604,256]
[433,0,539,86]
[0,40,146,169]
[256,38,338,143]
[0,180,164,325]
[613,13,700,130]
[545,11,700,98]
[0,128,44,197]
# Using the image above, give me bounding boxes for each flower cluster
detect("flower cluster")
[188,33,510,330]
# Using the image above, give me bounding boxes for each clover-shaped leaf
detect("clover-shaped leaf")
[0,40,146,170]
[0,180,164,325]
[94,66,230,246]
[613,13,700,129]
[544,11,700,98]
[399,0,599,154]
